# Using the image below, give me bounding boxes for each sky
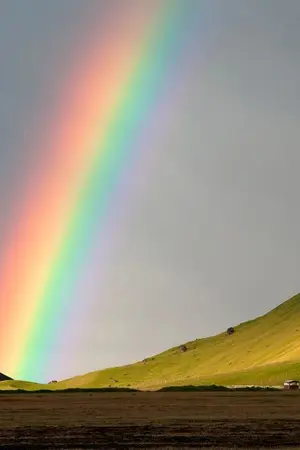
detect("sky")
[1,0,300,380]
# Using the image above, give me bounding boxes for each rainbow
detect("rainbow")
[0,0,195,381]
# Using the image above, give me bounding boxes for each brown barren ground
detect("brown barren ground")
[0,391,300,448]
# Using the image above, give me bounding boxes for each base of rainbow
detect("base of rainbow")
[0,0,198,381]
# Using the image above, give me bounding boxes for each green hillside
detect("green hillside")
[0,380,46,391]
[3,293,300,390]
[53,293,300,389]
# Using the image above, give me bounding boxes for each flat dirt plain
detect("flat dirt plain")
[1,391,300,448]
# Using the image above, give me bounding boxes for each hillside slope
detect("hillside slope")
[53,293,300,389]
[0,380,46,391]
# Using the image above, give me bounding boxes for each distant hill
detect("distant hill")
[2,293,300,391]
[0,373,12,382]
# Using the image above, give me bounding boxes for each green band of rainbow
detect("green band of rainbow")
[0,0,196,381]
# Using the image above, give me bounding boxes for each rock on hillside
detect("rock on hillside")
[0,373,12,382]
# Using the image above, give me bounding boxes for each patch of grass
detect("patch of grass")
[0,380,46,391]
[158,384,231,392]
[158,385,279,392]
[0,387,140,394]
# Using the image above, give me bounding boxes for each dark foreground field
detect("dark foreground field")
[1,391,300,448]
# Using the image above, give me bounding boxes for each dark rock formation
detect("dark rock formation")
[0,372,12,382]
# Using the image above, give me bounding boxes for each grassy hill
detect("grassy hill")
[0,380,46,391]
[3,293,300,390]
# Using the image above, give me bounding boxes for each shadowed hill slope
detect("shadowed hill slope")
[53,293,300,389]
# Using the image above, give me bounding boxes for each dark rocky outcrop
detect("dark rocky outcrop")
[0,373,12,382]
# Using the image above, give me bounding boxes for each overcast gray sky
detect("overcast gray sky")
[1,0,300,381]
